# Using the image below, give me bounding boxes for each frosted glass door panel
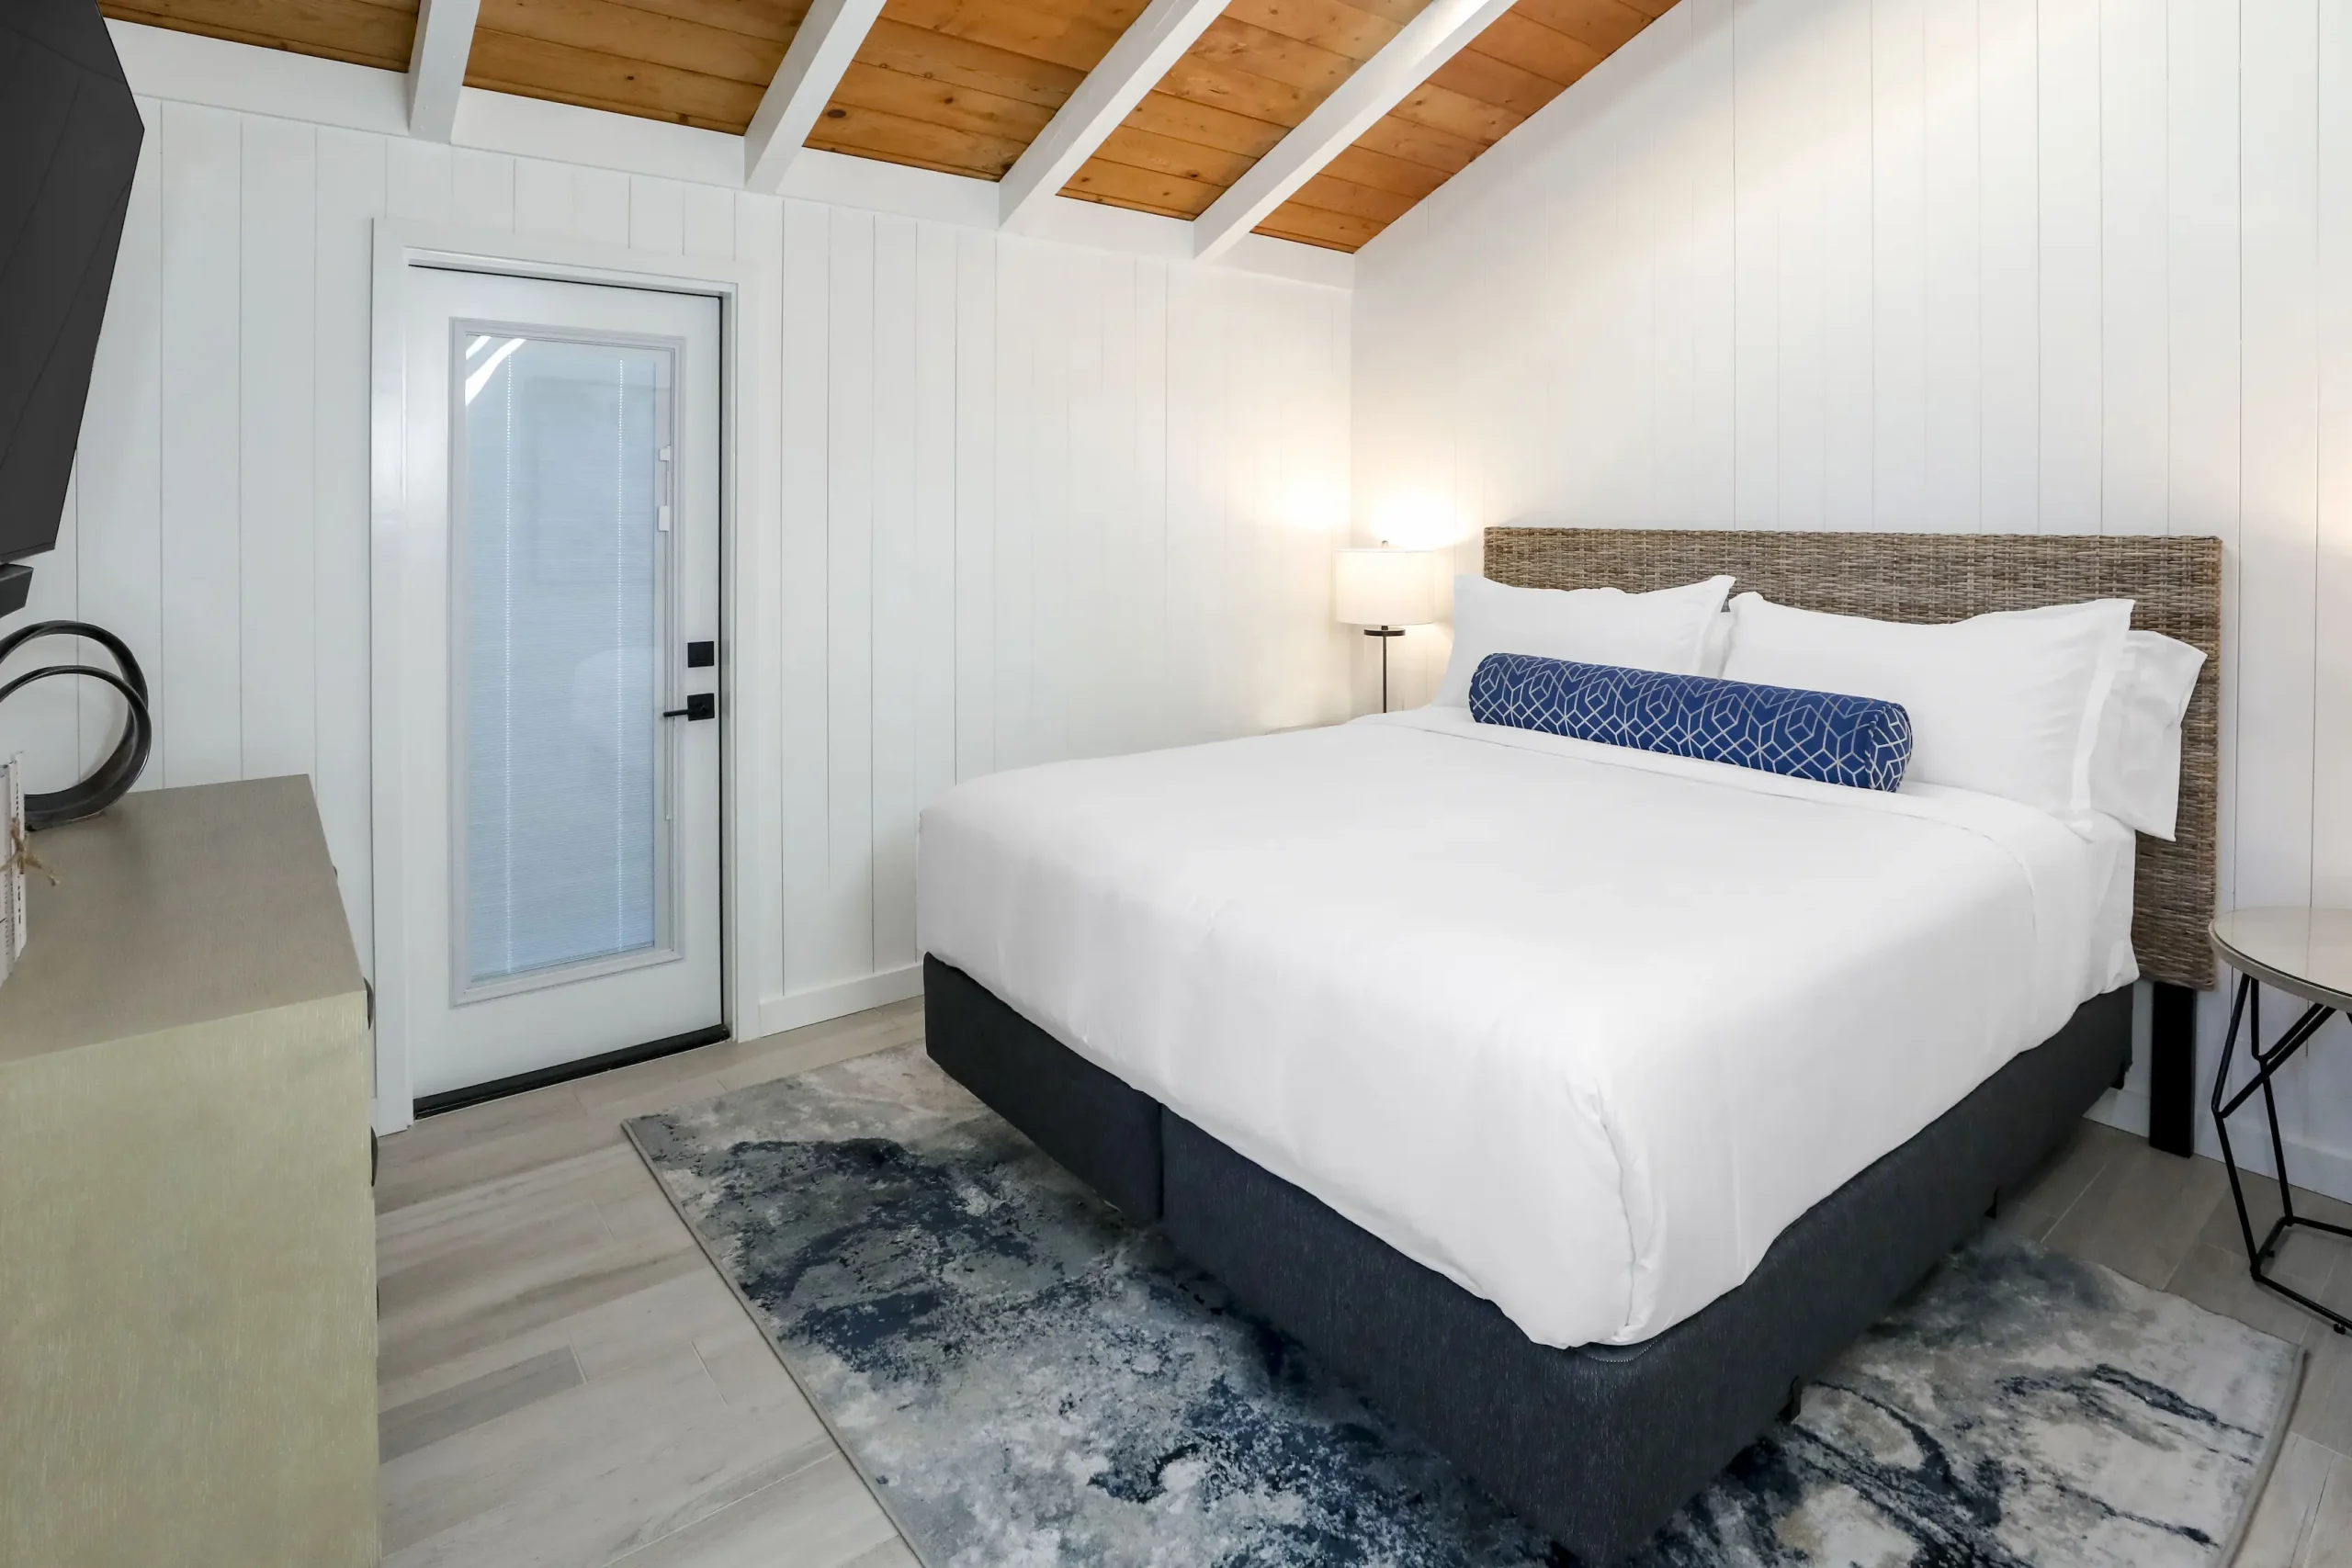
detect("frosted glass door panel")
[458,333,673,991]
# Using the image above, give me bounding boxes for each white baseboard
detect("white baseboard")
[371,964,927,1133]
[2088,1084,2352,1206]
[2086,1084,2151,1138]
[753,964,924,1041]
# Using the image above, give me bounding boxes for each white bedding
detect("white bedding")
[917,709,2139,1348]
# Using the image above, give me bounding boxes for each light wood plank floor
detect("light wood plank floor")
[378,1001,2352,1566]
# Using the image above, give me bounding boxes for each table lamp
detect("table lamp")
[1335,546,1440,712]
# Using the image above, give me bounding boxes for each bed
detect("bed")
[917,527,2222,1563]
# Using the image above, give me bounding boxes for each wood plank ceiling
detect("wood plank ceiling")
[100,0,420,73]
[464,0,807,131]
[98,0,1671,250]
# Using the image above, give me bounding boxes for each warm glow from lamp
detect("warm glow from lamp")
[1334,547,1439,627]
[1366,492,1460,551]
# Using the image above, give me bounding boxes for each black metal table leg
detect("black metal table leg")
[2211,971,2352,1335]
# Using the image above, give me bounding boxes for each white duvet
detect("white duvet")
[917,709,2139,1348]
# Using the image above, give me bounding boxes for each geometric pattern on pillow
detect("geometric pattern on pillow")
[1468,652,1914,793]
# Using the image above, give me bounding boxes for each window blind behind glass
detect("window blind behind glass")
[460,335,667,987]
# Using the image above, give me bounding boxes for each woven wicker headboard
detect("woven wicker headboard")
[1484,527,2223,990]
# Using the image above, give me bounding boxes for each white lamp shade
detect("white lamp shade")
[1334,547,1439,626]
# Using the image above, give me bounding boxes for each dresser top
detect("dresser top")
[2211,907,2352,1015]
[0,777,365,1064]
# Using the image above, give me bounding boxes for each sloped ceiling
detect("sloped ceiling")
[100,0,1671,251]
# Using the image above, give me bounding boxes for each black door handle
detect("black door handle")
[662,694,715,720]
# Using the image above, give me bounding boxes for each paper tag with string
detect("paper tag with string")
[0,755,28,978]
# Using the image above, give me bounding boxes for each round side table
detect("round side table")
[2210,907,2352,1336]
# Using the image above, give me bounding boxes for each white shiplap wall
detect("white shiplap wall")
[0,94,1353,1035]
[1352,0,2352,1196]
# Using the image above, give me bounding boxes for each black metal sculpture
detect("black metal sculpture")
[0,620,151,829]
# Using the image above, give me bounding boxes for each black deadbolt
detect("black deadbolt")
[686,640,716,668]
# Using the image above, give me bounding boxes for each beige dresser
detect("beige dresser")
[0,778,377,1566]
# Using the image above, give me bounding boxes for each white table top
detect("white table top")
[2211,907,2352,1013]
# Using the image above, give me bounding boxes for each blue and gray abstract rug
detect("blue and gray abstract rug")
[626,1046,2301,1567]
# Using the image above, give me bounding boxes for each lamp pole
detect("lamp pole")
[1364,625,1405,712]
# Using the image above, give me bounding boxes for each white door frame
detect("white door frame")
[368,221,778,1134]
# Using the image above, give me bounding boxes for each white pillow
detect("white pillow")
[1699,611,1735,678]
[1436,573,1735,706]
[2089,630,2206,839]
[1720,592,2134,827]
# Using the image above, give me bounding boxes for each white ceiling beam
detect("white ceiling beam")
[406,0,482,142]
[998,0,1231,230]
[1190,0,1516,261]
[744,0,890,192]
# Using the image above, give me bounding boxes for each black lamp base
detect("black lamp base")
[0,564,28,619]
[1363,625,1406,712]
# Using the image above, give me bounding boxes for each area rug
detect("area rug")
[626,1045,2303,1567]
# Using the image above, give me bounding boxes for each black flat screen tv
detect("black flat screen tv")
[0,0,143,617]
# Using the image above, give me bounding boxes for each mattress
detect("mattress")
[917,707,2138,1348]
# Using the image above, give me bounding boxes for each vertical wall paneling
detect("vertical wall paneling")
[992,240,1037,774]
[2166,0,2241,941]
[513,160,576,239]
[732,191,787,1012]
[450,149,515,231]
[238,114,317,784]
[69,97,164,792]
[822,210,876,986]
[1351,0,2352,1194]
[2235,0,2320,912]
[911,223,958,816]
[1920,0,1981,529]
[312,127,388,966]
[629,176,686,254]
[2308,0,2352,1146]
[1238,274,1275,719]
[1871,0,1928,526]
[1731,0,1778,522]
[1172,267,1227,734]
[1647,10,1700,530]
[1815,0,1873,527]
[1687,0,1739,525]
[157,101,243,786]
[384,138,453,223]
[1028,245,1073,768]
[574,168,630,248]
[684,186,735,261]
[2231,0,2324,1189]
[2232,0,2324,1165]
[2100,0,2167,533]
[59,86,1351,1057]
[1976,0,2040,527]
[777,199,833,998]
[1132,260,1170,760]
[1730,0,1788,524]
[868,215,919,974]
[2316,0,2352,904]
[952,228,996,784]
[1162,262,1212,740]
[2037,0,2103,527]
[1076,254,1125,761]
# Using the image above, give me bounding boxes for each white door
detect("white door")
[394,267,723,1106]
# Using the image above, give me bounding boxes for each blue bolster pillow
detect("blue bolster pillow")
[1467,653,1914,792]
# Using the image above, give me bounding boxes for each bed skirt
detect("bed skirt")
[922,954,2132,1563]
